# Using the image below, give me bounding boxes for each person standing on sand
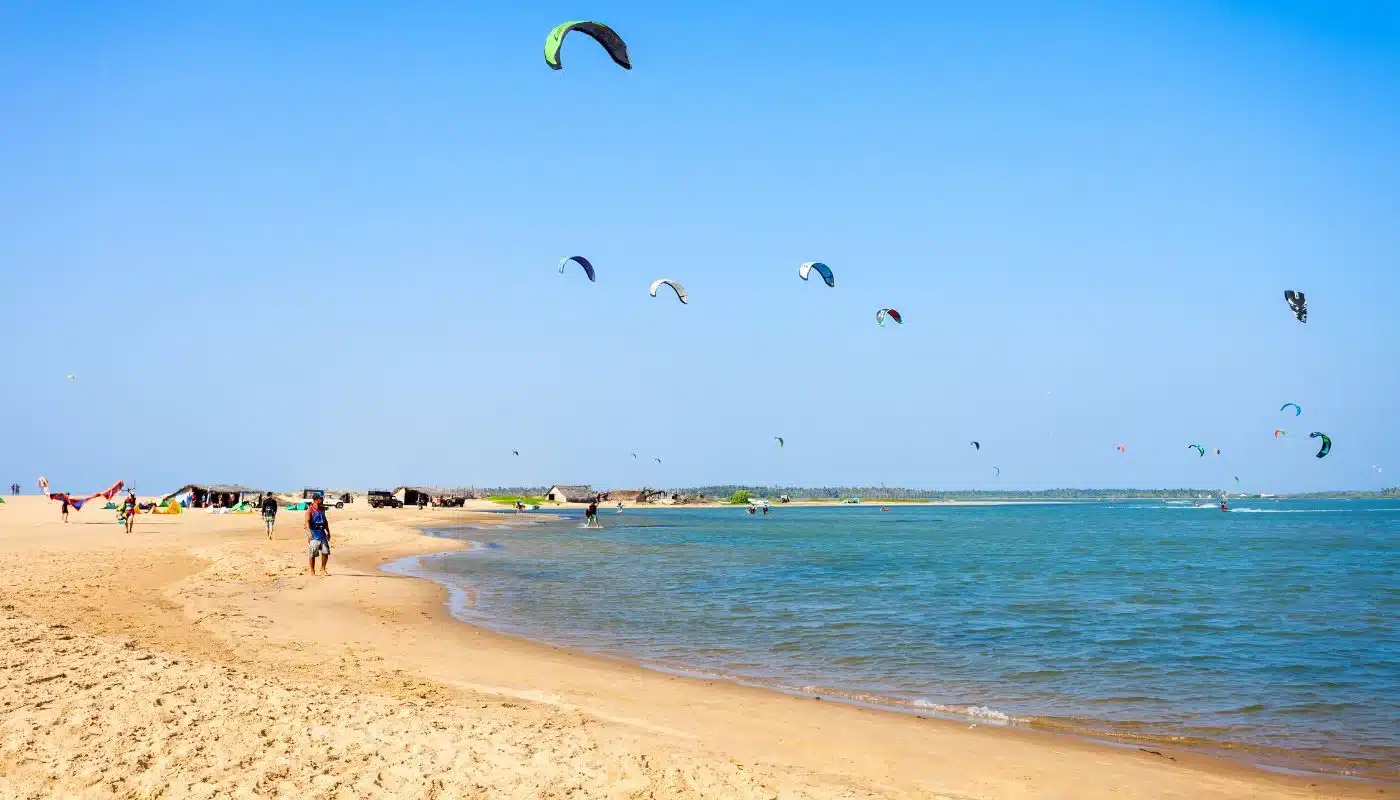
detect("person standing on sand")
[261,492,279,539]
[61,495,69,522]
[122,490,137,533]
[305,495,331,575]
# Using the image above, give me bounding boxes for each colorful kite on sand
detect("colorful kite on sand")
[43,479,125,511]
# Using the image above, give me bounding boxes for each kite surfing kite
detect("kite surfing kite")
[1188,444,1206,457]
[649,279,688,304]
[798,262,835,288]
[1274,429,1287,439]
[559,256,597,282]
[876,309,903,327]
[1215,448,1222,456]
[544,21,631,71]
[1116,444,1126,453]
[65,374,75,380]
[630,452,638,460]
[512,450,520,456]
[969,441,980,451]
[1281,402,1301,416]
[1375,465,1384,473]
[775,437,784,448]
[654,457,663,464]
[992,466,1001,477]
[1309,432,1332,459]
[42,479,125,511]
[1284,290,1307,323]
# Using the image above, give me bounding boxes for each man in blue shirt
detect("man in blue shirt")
[305,496,331,575]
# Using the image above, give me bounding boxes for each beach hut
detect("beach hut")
[164,483,266,509]
[393,486,434,507]
[391,486,469,507]
[545,485,595,503]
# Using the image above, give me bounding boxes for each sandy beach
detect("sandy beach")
[0,496,1379,799]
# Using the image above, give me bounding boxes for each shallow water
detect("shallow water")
[393,501,1400,779]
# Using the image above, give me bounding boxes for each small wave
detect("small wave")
[1229,508,1338,514]
[912,700,1020,724]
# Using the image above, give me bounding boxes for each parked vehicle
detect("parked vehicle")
[367,490,401,509]
[302,488,346,509]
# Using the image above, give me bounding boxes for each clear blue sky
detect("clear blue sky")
[2,0,1396,494]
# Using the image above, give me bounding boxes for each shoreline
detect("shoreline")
[0,496,1386,797]
[386,518,1395,785]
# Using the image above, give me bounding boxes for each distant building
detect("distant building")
[544,485,595,503]
[392,486,470,507]
[164,483,266,509]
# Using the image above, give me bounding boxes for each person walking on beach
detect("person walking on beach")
[61,495,69,523]
[261,492,279,539]
[305,495,331,575]
[122,490,137,533]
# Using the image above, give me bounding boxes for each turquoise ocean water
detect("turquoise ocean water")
[390,501,1400,779]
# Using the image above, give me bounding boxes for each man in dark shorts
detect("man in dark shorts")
[261,492,279,539]
[305,495,331,575]
[61,495,69,523]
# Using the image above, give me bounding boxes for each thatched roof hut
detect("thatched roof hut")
[163,483,266,507]
[544,485,595,503]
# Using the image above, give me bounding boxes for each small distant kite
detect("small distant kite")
[1116,444,1126,453]
[1375,465,1384,473]
[1309,432,1331,459]
[1188,444,1206,457]
[1234,476,1240,485]
[559,256,597,282]
[649,279,688,304]
[544,21,631,71]
[1274,429,1287,439]
[654,457,663,464]
[630,452,638,460]
[1214,449,1222,456]
[992,466,1001,477]
[798,262,835,288]
[512,450,520,456]
[65,374,75,380]
[876,308,902,327]
[775,437,784,448]
[1284,290,1307,323]
[969,441,980,451]
[1281,402,1302,416]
